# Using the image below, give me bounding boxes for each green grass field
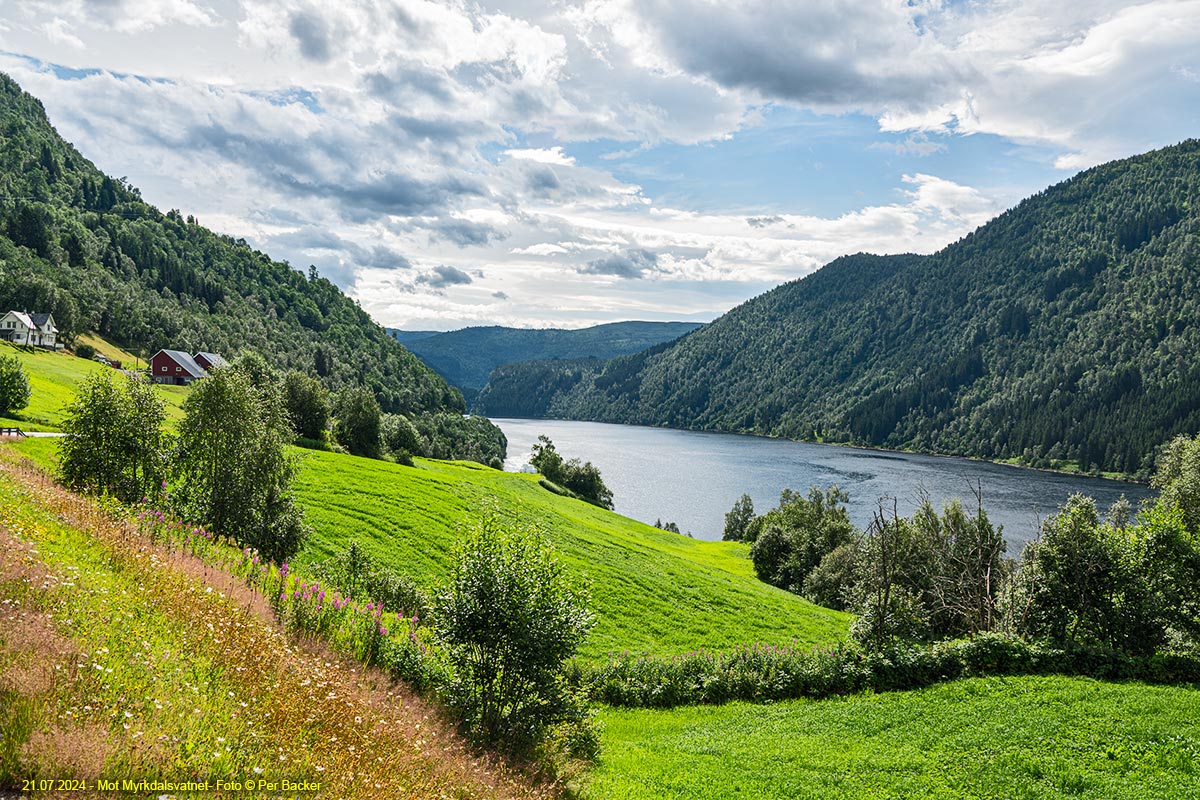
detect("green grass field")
[586,675,1200,799]
[0,453,542,799]
[0,341,187,431]
[291,448,850,658]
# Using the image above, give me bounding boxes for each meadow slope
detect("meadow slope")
[0,453,548,799]
[290,449,851,658]
[12,436,849,659]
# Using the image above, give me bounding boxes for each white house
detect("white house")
[0,311,58,349]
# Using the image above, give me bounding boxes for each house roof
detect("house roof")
[29,312,56,332]
[154,349,208,378]
[194,352,229,368]
[6,311,34,330]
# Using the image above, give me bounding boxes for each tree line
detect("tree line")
[725,433,1200,658]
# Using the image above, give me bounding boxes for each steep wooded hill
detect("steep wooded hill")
[0,73,460,415]
[391,321,702,399]
[480,140,1200,476]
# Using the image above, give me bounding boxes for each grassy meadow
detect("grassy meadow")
[0,341,187,431]
[586,676,1200,799]
[0,455,546,799]
[290,448,851,658]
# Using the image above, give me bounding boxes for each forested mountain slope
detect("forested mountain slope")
[391,320,702,399]
[0,73,460,415]
[482,140,1200,476]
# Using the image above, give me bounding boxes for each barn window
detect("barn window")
[161,366,167,372]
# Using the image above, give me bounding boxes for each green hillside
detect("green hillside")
[0,73,459,416]
[587,676,1200,799]
[484,141,1200,477]
[392,321,702,400]
[289,449,849,657]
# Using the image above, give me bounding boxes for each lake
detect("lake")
[494,418,1155,549]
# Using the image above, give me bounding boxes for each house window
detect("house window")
[161,366,167,372]
[176,366,181,372]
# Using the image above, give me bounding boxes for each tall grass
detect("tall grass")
[0,457,549,798]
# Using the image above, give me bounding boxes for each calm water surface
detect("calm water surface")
[494,418,1154,549]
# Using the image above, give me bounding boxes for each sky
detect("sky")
[1,1,1198,330]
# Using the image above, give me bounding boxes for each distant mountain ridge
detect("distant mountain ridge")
[0,73,461,416]
[388,321,703,399]
[477,140,1200,477]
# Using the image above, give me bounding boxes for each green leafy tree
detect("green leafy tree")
[1154,434,1200,534]
[847,505,933,650]
[1008,495,1130,651]
[530,435,613,509]
[283,371,331,440]
[530,435,565,482]
[911,496,1007,638]
[173,365,307,563]
[801,543,859,610]
[435,518,594,750]
[723,493,756,541]
[749,486,856,593]
[334,386,382,458]
[381,412,422,457]
[57,371,167,502]
[0,355,31,417]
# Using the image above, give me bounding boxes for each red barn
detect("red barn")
[150,349,207,385]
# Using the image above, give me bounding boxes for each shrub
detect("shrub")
[0,354,31,417]
[582,635,1200,710]
[381,412,421,457]
[73,343,96,360]
[749,486,856,593]
[435,518,595,751]
[802,543,858,610]
[311,540,431,621]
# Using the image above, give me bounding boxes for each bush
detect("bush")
[0,354,31,417]
[73,343,96,360]
[381,412,421,457]
[311,540,430,621]
[435,518,594,751]
[582,634,1200,710]
[750,486,856,594]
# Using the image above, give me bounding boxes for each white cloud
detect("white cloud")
[505,146,575,166]
[0,0,1195,329]
[41,18,84,49]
